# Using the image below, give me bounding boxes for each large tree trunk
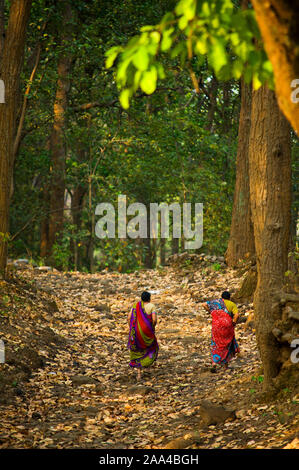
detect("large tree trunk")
[251,0,299,135]
[226,79,255,267]
[249,85,292,391]
[47,0,73,264]
[0,0,32,275]
[0,0,5,56]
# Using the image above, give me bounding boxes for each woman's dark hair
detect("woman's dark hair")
[221,291,231,300]
[141,291,151,302]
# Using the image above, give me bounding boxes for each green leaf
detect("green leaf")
[105,47,120,69]
[132,46,149,71]
[195,35,208,55]
[232,58,243,79]
[140,66,158,94]
[208,37,227,73]
[161,28,174,52]
[120,89,131,109]
[253,71,262,90]
[262,60,273,73]
[178,14,188,30]
[156,62,166,79]
[116,58,131,86]
[175,0,196,18]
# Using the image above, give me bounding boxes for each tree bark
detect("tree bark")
[226,78,255,267]
[249,85,292,391]
[0,0,32,275]
[171,236,179,255]
[251,0,299,135]
[0,0,4,57]
[47,0,73,264]
[204,75,218,132]
[160,236,166,266]
[71,183,86,270]
[40,187,50,259]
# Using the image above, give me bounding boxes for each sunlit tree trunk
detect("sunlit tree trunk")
[226,78,255,266]
[251,0,299,135]
[0,0,32,275]
[48,1,73,264]
[249,85,292,391]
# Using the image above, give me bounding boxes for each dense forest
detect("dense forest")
[0,0,298,453]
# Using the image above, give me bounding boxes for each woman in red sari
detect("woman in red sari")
[127,291,159,381]
[202,291,240,372]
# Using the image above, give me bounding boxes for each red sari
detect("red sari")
[207,299,240,365]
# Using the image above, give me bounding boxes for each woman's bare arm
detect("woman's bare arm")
[128,310,132,327]
[152,312,157,327]
[232,312,239,325]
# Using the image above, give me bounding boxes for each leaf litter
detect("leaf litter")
[0,262,298,449]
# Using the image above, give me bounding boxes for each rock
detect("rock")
[288,311,299,321]
[281,333,296,344]
[244,311,255,329]
[46,299,59,313]
[50,385,68,397]
[35,266,53,272]
[126,385,154,396]
[71,375,98,386]
[14,259,29,265]
[164,435,194,449]
[5,346,44,377]
[198,400,236,426]
[272,328,282,340]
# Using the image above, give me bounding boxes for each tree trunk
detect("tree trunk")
[144,206,154,269]
[40,186,50,259]
[160,236,166,266]
[171,236,179,255]
[221,81,232,135]
[226,79,255,266]
[251,0,299,135]
[71,183,86,270]
[249,85,292,391]
[0,0,32,275]
[0,0,5,57]
[205,75,218,132]
[48,0,73,264]
[87,176,95,274]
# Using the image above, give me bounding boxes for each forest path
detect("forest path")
[0,265,298,449]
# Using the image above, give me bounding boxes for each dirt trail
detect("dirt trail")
[0,265,298,449]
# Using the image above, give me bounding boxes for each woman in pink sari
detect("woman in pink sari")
[127,291,159,381]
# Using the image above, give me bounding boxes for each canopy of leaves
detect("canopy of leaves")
[106,0,274,108]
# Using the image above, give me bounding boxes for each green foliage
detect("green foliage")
[106,0,274,108]
[11,0,293,273]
